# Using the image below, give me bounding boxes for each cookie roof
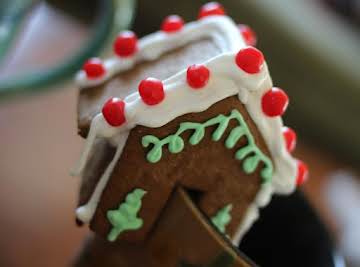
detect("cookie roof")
[72,10,306,238]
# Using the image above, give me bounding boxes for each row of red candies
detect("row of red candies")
[85,2,309,186]
[83,2,256,79]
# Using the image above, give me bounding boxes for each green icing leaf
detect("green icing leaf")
[211,204,233,233]
[235,146,253,160]
[141,109,274,183]
[141,135,160,147]
[225,126,246,149]
[169,135,185,153]
[107,189,146,242]
[189,126,205,145]
[212,117,229,141]
[243,155,261,174]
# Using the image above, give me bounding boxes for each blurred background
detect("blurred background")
[0,0,359,266]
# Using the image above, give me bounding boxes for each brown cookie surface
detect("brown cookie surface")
[89,96,270,243]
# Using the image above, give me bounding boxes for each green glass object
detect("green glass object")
[0,0,136,98]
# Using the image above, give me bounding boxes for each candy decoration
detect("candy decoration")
[113,31,138,57]
[235,47,264,74]
[198,2,226,19]
[282,127,297,152]
[139,78,165,105]
[238,24,257,46]
[161,15,184,33]
[261,87,289,117]
[296,160,309,186]
[186,64,210,89]
[83,58,105,79]
[102,98,126,127]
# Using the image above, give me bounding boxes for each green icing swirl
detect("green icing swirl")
[107,188,146,242]
[142,109,273,183]
[211,204,233,234]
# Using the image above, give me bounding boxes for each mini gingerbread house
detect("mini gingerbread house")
[72,2,308,247]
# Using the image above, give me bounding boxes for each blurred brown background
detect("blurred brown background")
[0,0,359,266]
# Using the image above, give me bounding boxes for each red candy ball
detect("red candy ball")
[83,58,105,79]
[198,2,225,19]
[161,15,184,33]
[102,98,126,127]
[235,47,264,74]
[238,24,257,47]
[138,78,165,105]
[261,87,289,117]
[186,64,210,89]
[113,31,138,57]
[282,127,297,152]
[296,160,309,186]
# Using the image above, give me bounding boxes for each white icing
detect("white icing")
[232,183,274,244]
[75,16,245,88]
[72,16,298,242]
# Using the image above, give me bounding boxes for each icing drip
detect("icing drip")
[107,188,146,242]
[142,109,273,182]
[211,204,233,234]
[72,15,298,243]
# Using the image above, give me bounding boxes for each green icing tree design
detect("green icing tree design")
[211,204,233,234]
[107,188,146,242]
[179,252,235,267]
[142,109,273,183]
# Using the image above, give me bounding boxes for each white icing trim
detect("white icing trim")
[232,183,274,244]
[75,16,245,88]
[72,16,297,242]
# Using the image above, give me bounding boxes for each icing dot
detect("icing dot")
[261,87,289,117]
[161,15,184,33]
[282,127,297,152]
[235,47,264,74]
[198,2,226,19]
[186,64,210,89]
[139,78,165,105]
[113,31,138,57]
[238,24,257,46]
[83,58,105,79]
[296,160,309,186]
[102,98,126,127]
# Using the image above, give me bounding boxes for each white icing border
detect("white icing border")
[72,16,297,244]
[75,16,245,88]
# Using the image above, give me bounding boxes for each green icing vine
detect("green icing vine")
[107,188,146,242]
[211,204,233,234]
[142,109,273,182]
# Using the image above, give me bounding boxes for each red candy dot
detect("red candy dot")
[83,58,105,79]
[235,47,264,74]
[186,64,210,89]
[113,31,138,57]
[261,87,289,117]
[282,127,297,152]
[138,78,165,105]
[161,15,184,33]
[296,160,309,186]
[238,24,257,47]
[102,98,126,127]
[198,2,226,19]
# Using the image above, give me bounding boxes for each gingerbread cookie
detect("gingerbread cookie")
[72,2,308,249]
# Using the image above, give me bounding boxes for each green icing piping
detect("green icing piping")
[211,204,233,234]
[142,109,273,182]
[107,188,146,242]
